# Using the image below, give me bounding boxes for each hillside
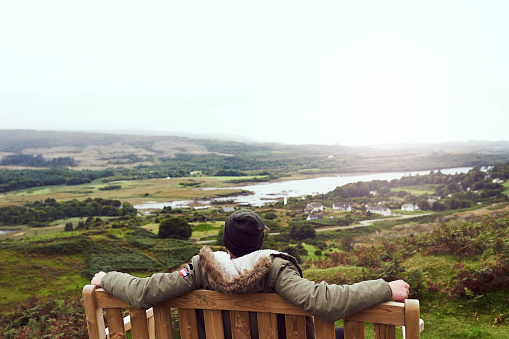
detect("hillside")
[1,129,509,174]
[1,204,508,338]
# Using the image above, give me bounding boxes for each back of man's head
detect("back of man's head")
[222,209,266,257]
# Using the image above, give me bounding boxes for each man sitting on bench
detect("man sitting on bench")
[91,209,410,339]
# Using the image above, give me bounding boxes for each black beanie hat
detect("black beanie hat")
[222,209,266,257]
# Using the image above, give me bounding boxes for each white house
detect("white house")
[367,206,391,216]
[307,214,323,220]
[221,206,235,213]
[305,202,324,213]
[333,203,352,211]
[401,203,416,212]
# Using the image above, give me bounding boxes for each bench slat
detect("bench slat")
[285,314,307,339]
[203,309,224,339]
[344,319,366,339]
[257,311,278,338]
[344,301,405,326]
[230,310,251,338]
[313,316,335,339]
[158,290,314,316]
[178,308,198,339]
[153,307,174,339]
[104,308,125,338]
[129,308,150,339]
[374,323,396,339]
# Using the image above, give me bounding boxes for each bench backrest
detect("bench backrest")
[82,285,421,339]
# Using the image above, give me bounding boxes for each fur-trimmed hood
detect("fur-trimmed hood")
[199,246,288,294]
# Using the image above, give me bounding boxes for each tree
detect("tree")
[417,199,430,211]
[64,222,73,232]
[76,220,85,230]
[341,235,354,252]
[158,217,193,240]
[289,225,315,241]
[282,246,302,263]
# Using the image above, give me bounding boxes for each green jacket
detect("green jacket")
[102,246,392,324]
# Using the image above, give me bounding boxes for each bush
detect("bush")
[158,217,192,240]
[0,296,87,338]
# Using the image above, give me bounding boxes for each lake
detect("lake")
[134,167,473,210]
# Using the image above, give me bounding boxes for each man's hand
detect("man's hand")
[388,279,410,302]
[91,271,107,287]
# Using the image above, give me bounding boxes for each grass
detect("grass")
[390,185,435,195]
[0,248,90,313]
[191,222,223,240]
[302,243,326,260]
[0,177,245,207]
[0,227,201,313]
[503,181,509,194]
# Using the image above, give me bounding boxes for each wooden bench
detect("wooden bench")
[83,285,423,338]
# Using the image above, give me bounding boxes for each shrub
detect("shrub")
[0,296,87,338]
[158,217,192,240]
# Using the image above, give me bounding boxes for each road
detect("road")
[267,213,431,235]
[196,213,431,241]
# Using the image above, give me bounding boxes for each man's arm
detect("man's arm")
[273,261,409,323]
[90,266,200,309]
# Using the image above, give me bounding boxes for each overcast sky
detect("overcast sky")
[1,1,508,146]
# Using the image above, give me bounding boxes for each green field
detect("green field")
[390,185,435,195]
[0,177,245,207]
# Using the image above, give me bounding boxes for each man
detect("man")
[92,209,410,338]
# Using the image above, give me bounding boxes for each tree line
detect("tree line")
[0,154,78,167]
[0,168,115,193]
[0,197,137,226]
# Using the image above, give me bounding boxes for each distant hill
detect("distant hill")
[1,129,509,173]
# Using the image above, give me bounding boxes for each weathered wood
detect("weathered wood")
[344,319,365,339]
[177,308,198,339]
[83,286,424,339]
[104,308,125,339]
[374,323,396,339]
[285,314,307,338]
[404,299,421,339]
[83,285,106,339]
[203,309,224,339]
[153,307,174,339]
[230,310,251,338]
[129,308,150,339]
[313,316,335,339]
[344,301,405,326]
[158,290,314,316]
[256,312,277,338]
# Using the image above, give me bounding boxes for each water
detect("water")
[0,230,16,235]
[134,167,473,210]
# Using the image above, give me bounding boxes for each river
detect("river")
[134,167,473,210]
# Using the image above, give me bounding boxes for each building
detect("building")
[367,206,391,216]
[333,203,352,211]
[306,214,323,220]
[304,202,324,213]
[221,206,235,213]
[401,204,416,212]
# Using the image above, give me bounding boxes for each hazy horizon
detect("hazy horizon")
[1,1,508,146]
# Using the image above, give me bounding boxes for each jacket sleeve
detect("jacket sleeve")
[272,259,392,323]
[101,258,202,309]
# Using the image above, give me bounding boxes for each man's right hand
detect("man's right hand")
[91,271,107,287]
[388,279,410,302]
